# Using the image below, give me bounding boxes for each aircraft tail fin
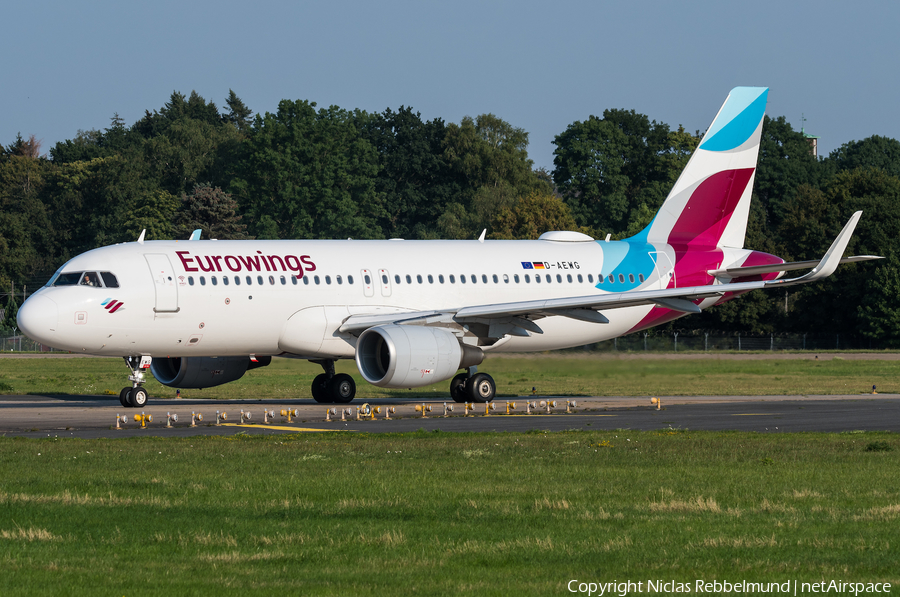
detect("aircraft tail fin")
[632,87,768,249]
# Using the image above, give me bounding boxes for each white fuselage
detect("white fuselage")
[19,236,751,359]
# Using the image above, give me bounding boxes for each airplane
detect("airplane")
[16,87,881,408]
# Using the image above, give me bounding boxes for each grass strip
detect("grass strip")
[0,430,897,595]
[1,355,898,400]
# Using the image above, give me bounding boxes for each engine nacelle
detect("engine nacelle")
[355,325,483,388]
[150,356,272,389]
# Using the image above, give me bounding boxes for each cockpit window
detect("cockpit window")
[80,272,101,287]
[100,272,119,288]
[51,271,119,288]
[52,272,85,286]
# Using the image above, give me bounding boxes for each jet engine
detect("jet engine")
[355,325,483,388]
[150,356,272,389]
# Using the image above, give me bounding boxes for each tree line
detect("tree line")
[2,90,899,344]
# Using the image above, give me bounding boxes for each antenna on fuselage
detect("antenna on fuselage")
[137,229,146,244]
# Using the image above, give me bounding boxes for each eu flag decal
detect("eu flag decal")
[521,262,534,269]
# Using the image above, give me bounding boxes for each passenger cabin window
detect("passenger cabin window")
[439,275,444,284]
[188,276,195,286]
[212,276,218,286]
[301,277,308,285]
[258,275,264,285]
[337,275,343,285]
[482,274,488,284]
[348,275,354,285]
[618,274,625,283]
[628,274,635,283]
[417,275,423,284]
[638,274,645,282]
[325,276,331,285]
[200,276,206,286]
[315,276,321,285]
[427,275,433,284]
[223,277,230,286]
[449,275,455,283]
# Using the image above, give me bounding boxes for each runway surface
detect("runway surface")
[0,393,898,438]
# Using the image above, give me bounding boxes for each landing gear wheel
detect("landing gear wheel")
[329,373,356,404]
[450,373,468,403]
[119,387,132,408]
[466,373,495,403]
[311,374,331,403]
[129,387,148,408]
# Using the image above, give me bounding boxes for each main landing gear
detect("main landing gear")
[450,368,496,404]
[119,356,151,408]
[310,359,356,404]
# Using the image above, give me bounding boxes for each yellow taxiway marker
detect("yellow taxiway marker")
[221,423,336,432]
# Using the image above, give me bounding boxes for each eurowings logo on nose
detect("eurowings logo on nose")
[101,298,125,313]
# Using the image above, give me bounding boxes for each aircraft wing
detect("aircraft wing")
[339,211,870,336]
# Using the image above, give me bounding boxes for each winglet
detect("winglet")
[478,229,487,243]
[137,229,146,244]
[189,229,201,241]
[776,211,863,286]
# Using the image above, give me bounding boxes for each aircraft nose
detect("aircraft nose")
[17,294,59,341]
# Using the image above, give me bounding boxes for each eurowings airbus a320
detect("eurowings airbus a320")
[17,87,880,408]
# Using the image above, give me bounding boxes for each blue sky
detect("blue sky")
[4,0,898,171]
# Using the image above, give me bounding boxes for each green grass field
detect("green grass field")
[1,353,898,400]
[0,430,897,595]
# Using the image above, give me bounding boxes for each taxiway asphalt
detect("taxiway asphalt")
[0,393,897,439]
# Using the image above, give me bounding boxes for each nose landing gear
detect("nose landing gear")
[119,356,151,408]
[310,359,356,404]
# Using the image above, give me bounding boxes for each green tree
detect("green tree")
[0,149,53,288]
[825,135,900,179]
[440,113,548,238]
[122,189,180,241]
[779,168,900,337]
[1,289,18,333]
[752,116,823,233]
[552,110,671,234]
[355,107,460,239]
[857,255,900,347]
[223,90,253,133]
[175,183,249,240]
[232,100,384,239]
[490,191,582,240]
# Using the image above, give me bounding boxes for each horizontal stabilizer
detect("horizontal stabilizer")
[710,255,883,279]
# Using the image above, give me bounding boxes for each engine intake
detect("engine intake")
[355,325,483,388]
[150,356,271,389]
